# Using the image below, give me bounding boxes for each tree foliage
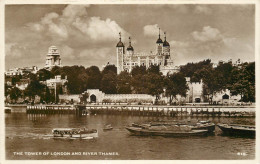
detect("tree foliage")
[165,73,188,104]
[100,71,117,94]
[117,71,132,94]
[9,87,22,101]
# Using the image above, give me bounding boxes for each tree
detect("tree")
[9,87,22,102]
[131,74,149,94]
[180,59,212,81]
[131,66,148,94]
[51,66,61,76]
[147,65,160,74]
[165,73,188,104]
[102,64,117,75]
[86,66,102,89]
[117,71,132,94]
[37,69,54,81]
[41,86,55,103]
[100,71,117,94]
[229,62,255,102]
[214,63,233,90]
[80,92,89,104]
[131,65,147,76]
[53,65,89,94]
[146,73,164,101]
[24,80,45,101]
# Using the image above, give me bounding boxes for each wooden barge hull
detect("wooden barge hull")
[132,123,215,133]
[217,124,255,137]
[126,127,208,137]
[191,124,215,132]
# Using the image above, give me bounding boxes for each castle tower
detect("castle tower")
[126,37,134,56]
[156,28,163,55]
[116,32,125,74]
[163,32,170,65]
[44,46,62,70]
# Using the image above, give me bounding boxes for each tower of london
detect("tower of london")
[116,29,179,75]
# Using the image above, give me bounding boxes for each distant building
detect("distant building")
[116,29,179,75]
[185,77,204,103]
[5,66,38,76]
[41,75,68,94]
[15,78,30,90]
[5,68,23,76]
[212,59,243,69]
[21,66,39,74]
[44,46,62,69]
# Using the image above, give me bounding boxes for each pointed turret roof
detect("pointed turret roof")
[127,37,134,51]
[116,32,124,47]
[156,28,163,44]
[163,32,170,47]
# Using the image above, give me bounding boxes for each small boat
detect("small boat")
[52,128,98,138]
[103,124,113,131]
[125,126,208,137]
[217,123,255,137]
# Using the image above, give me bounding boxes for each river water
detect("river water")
[5,112,255,160]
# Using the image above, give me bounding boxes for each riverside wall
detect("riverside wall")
[5,104,255,117]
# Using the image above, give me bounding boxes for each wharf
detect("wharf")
[22,104,256,117]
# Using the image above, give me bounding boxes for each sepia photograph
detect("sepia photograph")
[1,0,259,163]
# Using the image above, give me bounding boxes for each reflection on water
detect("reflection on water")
[5,113,255,160]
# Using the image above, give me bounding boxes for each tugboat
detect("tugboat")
[52,128,98,138]
[217,123,255,137]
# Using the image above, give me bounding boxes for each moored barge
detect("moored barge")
[126,126,208,137]
[217,123,255,137]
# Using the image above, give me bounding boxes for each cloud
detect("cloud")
[169,40,189,48]
[143,24,162,37]
[73,16,129,42]
[60,45,75,60]
[5,44,27,57]
[62,5,89,20]
[194,6,212,14]
[27,5,129,43]
[41,12,59,25]
[169,25,254,65]
[191,26,223,42]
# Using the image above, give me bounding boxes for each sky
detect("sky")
[5,4,255,70]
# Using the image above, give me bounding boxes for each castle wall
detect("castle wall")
[85,89,155,103]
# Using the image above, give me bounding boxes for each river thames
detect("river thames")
[5,112,255,160]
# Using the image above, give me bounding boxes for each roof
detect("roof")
[127,45,134,51]
[116,41,124,47]
[163,40,170,47]
[156,38,163,44]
